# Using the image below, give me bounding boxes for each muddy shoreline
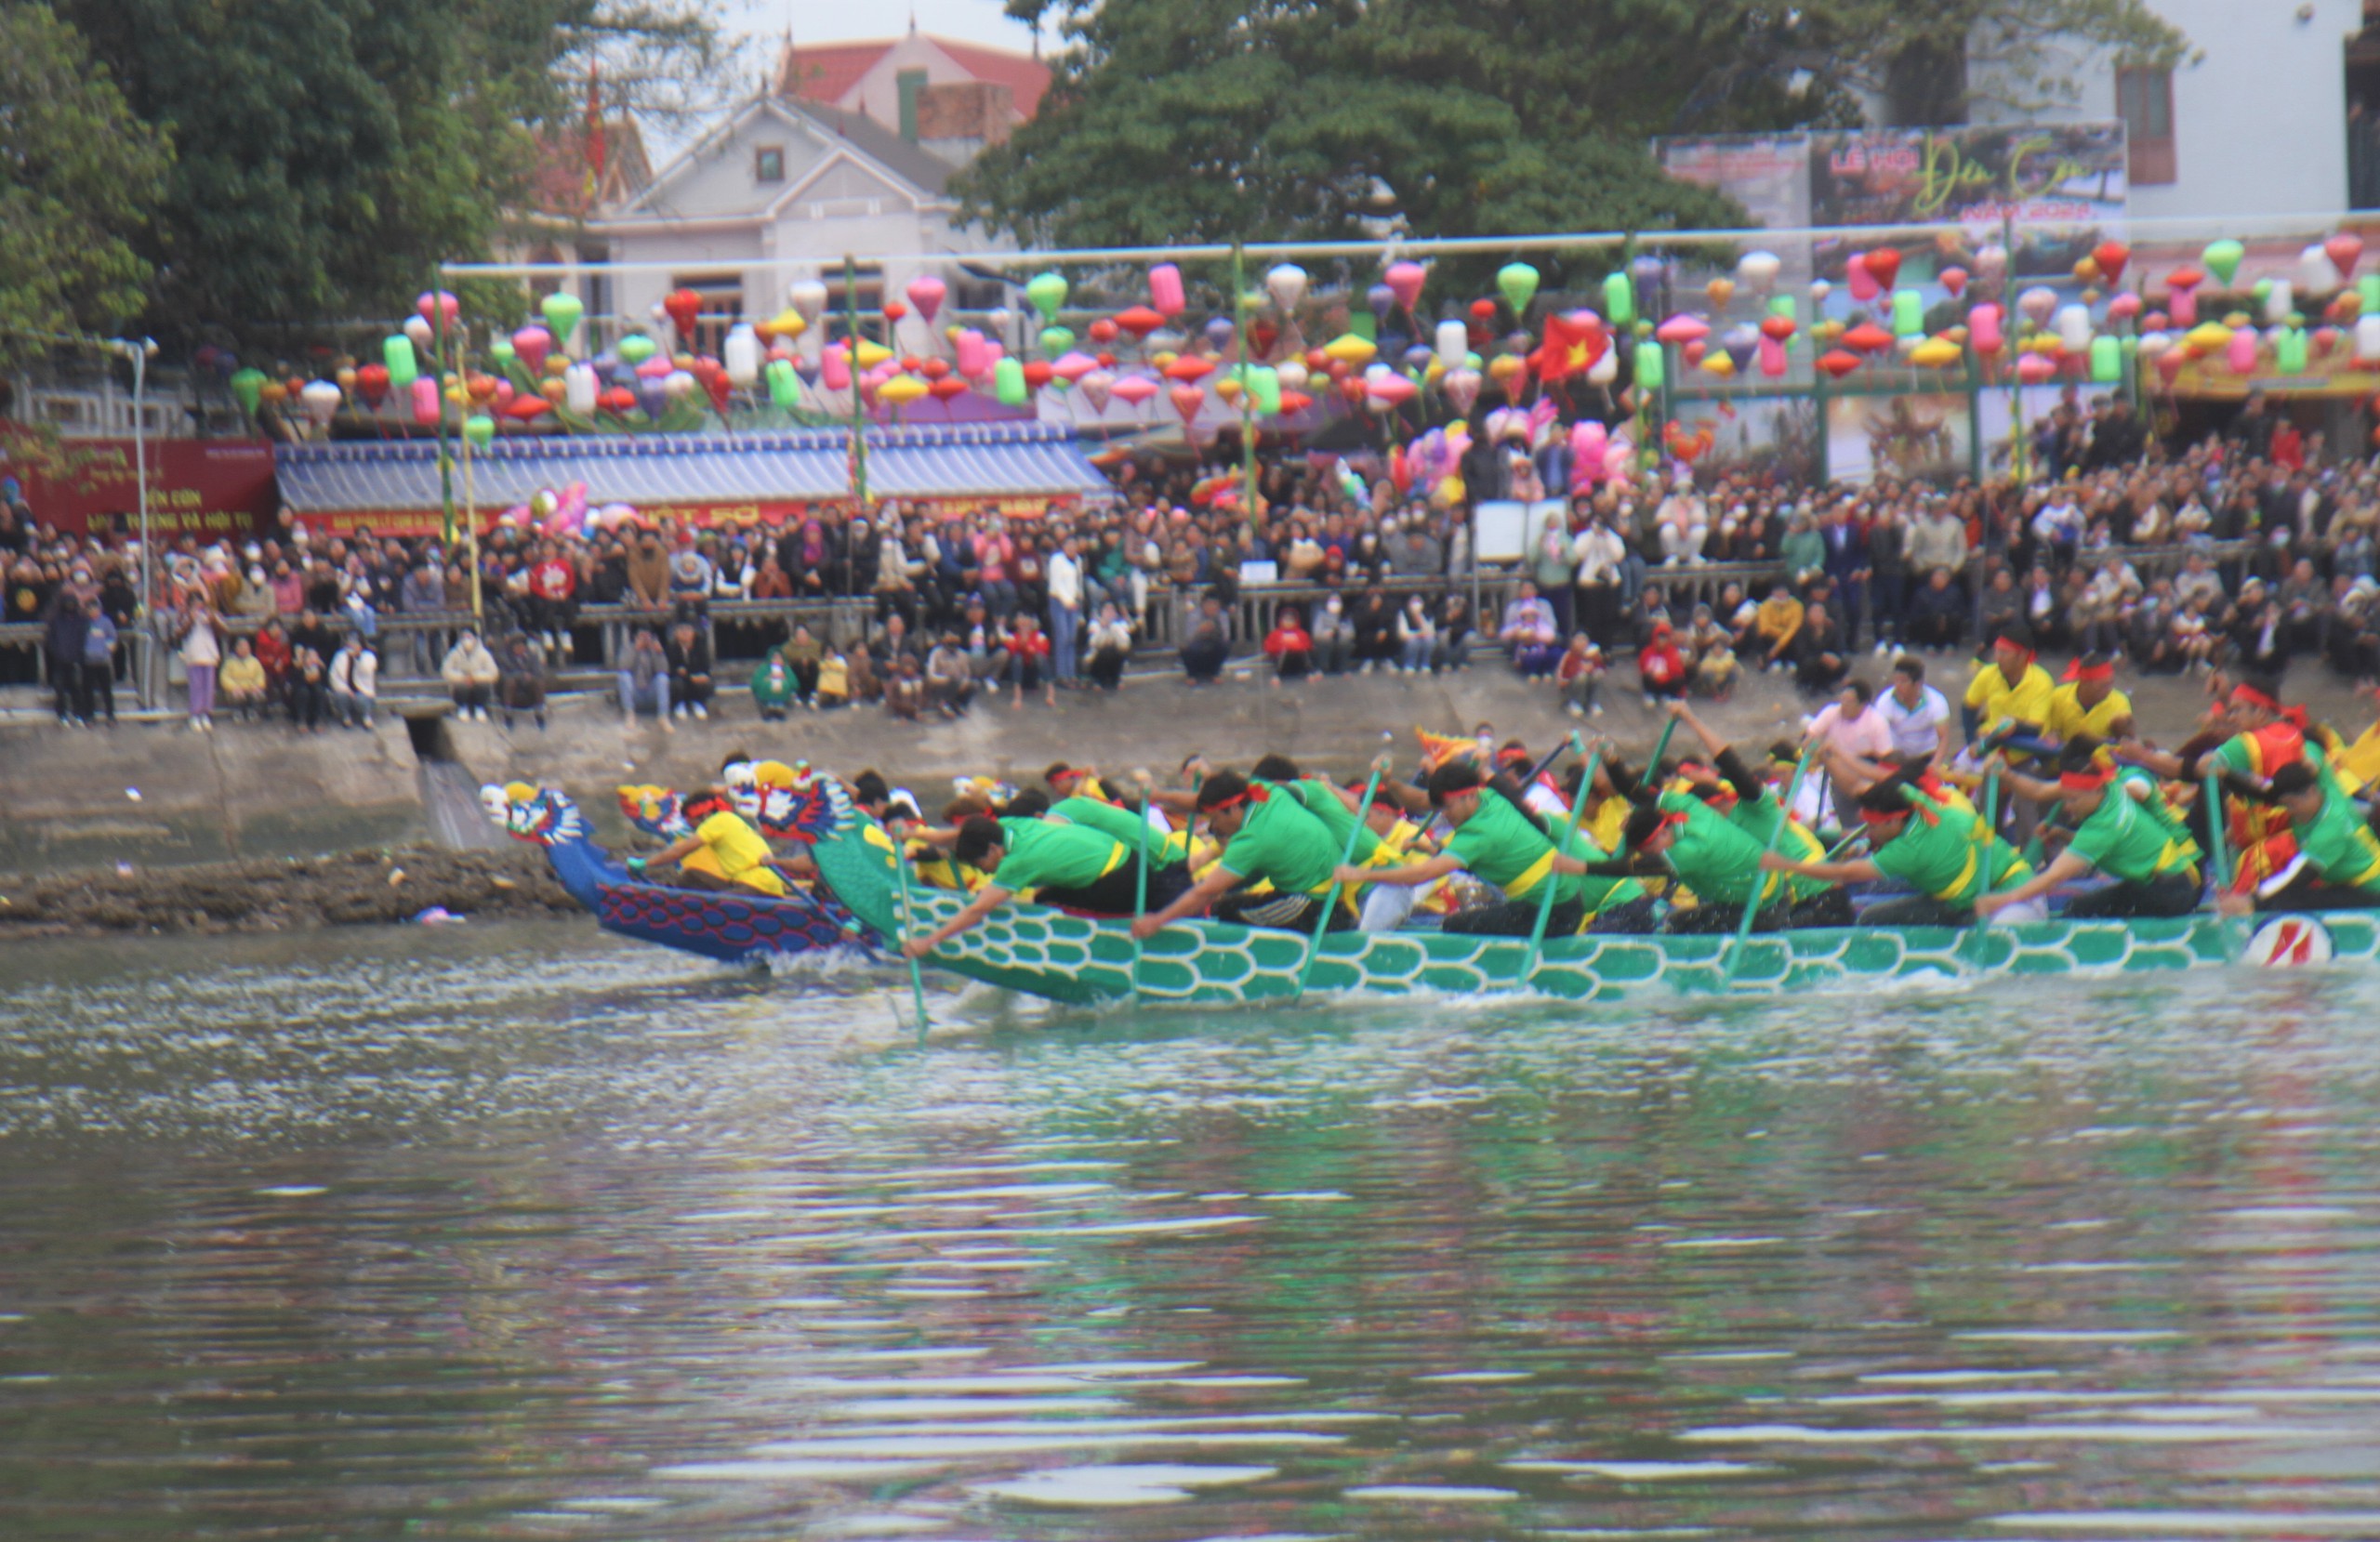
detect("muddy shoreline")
[0,847,582,941]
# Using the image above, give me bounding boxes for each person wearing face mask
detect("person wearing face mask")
[1311,592,1354,676]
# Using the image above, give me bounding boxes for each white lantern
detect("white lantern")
[722,323,761,389]
[403,315,433,351]
[1435,318,1469,373]
[1264,264,1308,311]
[564,362,598,415]
[2355,315,2380,363]
[788,278,829,323]
[299,379,341,428]
[2056,303,2092,354]
[2264,280,2295,324]
[1737,250,1782,296]
[2299,244,2341,297]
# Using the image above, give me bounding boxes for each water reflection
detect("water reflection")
[3,926,2380,1539]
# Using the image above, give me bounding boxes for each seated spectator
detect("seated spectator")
[1750,583,1804,670]
[1179,592,1230,685]
[814,647,853,708]
[885,654,926,721]
[1350,585,1399,673]
[1638,619,1688,707]
[1904,567,1967,651]
[779,625,825,706]
[666,618,714,720]
[1084,602,1133,692]
[1556,633,1605,718]
[441,628,498,722]
[751,649,798,722]
[1263,602,1314,684]
[289,644,330,734]
[1499,580,1561,677]
[1395,594,1438,674]
[616,626,673,730]
[253,619,294,713]
[1310,594,1353,675]
[927,633,980,714]
[219,637,268,720]
[328,633,377,730]
[1792,601,1850,695]
[496,631,548,731]
[1437,593,1474,668]
[2173,595,2220,673]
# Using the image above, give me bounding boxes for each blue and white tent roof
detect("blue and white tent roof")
[275,425,1112,515]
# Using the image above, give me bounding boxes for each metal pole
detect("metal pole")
[129,340,152,705]
[844,256,867,506]
[433,283,457,551]
[1231,241,1257,524]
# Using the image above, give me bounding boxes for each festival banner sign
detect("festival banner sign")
[0,426,279,538]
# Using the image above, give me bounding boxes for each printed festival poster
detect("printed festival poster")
[1824,391,1974,485]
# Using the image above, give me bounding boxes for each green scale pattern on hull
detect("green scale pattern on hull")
[787,770,2379,1005]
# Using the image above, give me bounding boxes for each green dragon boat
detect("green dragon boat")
[755,768,2360,1006]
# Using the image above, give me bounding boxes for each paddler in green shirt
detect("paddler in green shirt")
[1977,742,2203,920]
[1765,772,2043,927]
[2218,761,2380,913]
[903,813,1144,957]
[1348,760,1656,934]
[1044,787,1195,909]
[1655,702,1854,927]
[1133,770,1352,937]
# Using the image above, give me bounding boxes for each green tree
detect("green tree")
[57,0,719,346]
[0,5,170,365]
[956,0,2186,280]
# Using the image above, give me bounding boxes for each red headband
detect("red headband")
[1203,784,1271,814]
[2064,659,2114,684]
[2058,768,2113,794]
[1857,805,1906,828]
[2230,683,2282,715]
[1996,637,2035,659]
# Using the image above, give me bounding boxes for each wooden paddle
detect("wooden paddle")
[1293,745,1393,1000]
[1518,734,1596,990]
[889,835,932,1039]
[1718,742,1818,988]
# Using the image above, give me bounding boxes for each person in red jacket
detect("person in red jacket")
[1004,613,1053,707]
[1262,602,1313,685]
[1638,619,1688,709]
[525,541,577,652]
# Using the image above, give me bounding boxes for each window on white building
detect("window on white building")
[2119,65,2175,186]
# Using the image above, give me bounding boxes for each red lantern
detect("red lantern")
[664,288,703,338]
[1021,361,1054,389]
[1817,349,1862,379]
[1114,306,1164,338]
[1088,317,1120,344]
[599,386,638,414]
[929,377,969,402]
[883,301,908,323]
[1863,247,1901,289]
[355,363,390,405]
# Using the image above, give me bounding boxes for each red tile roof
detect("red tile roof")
[776,35,1051,121]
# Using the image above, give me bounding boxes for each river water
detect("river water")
[6,925,2380,1541]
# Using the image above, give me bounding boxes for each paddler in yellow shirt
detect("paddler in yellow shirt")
[628,787,789,896]
[2043,651,2135,745]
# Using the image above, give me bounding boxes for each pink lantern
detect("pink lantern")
[905,275,947,324]
[1383,260,1426,313]
[2015,353,2056,384]
[1169,383,1204,423]
[409,376,441,426]
[1757,336,1788,377]
[415,291,460,327]
[1112,374,1159,407]
[1844,253,1880,303]
[2328,234,2365,277]
[1568,421,1606,485]
[954,329,988,379]
[1149,263,1186,318]
[2170,289,2199,327]
[1968,304,2004,357]
[511,325,552,375]
[2228,328,2259,373]
[822,343,852,393]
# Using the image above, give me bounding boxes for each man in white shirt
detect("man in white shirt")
[1047,534,1084,687]
[1873,654,1950,765]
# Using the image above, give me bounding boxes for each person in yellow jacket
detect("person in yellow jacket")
[1963,625,2056,758]
[628,788,788,897]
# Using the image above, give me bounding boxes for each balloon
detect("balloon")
[1602,272,1635,327]
[1148,263,1185,317]
[409,377,441,426]
[905,274,946,323]
[382,336,418,389]
[1497,262,1540,315]
[540,292,584,342]
[2202,240,2245,287]
[993,356,1028,406]
[1738,250,1781,296]
[1384,260,1426,312]
[723,323,762,389]
[1940,267,1969,297]
[1892,290,1924,337]
[1633,339,1664,390]
[1169,383,1204,424]
[788,278,828,323]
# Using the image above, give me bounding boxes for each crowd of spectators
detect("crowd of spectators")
[9,389,2380,731]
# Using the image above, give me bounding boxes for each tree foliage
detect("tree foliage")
[0,5,170,365]
[53,0,720,347]
[955,0,2188,283]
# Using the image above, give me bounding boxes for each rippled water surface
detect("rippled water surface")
[7,926,2380,1540]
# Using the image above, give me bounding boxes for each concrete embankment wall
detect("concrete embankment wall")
[2,661,2362,879]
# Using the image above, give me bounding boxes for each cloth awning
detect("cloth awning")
[275,424,1114,533]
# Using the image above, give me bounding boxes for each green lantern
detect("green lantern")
[1602,272,1635,328]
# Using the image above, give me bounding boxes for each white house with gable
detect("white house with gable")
[586,94,1009,352]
